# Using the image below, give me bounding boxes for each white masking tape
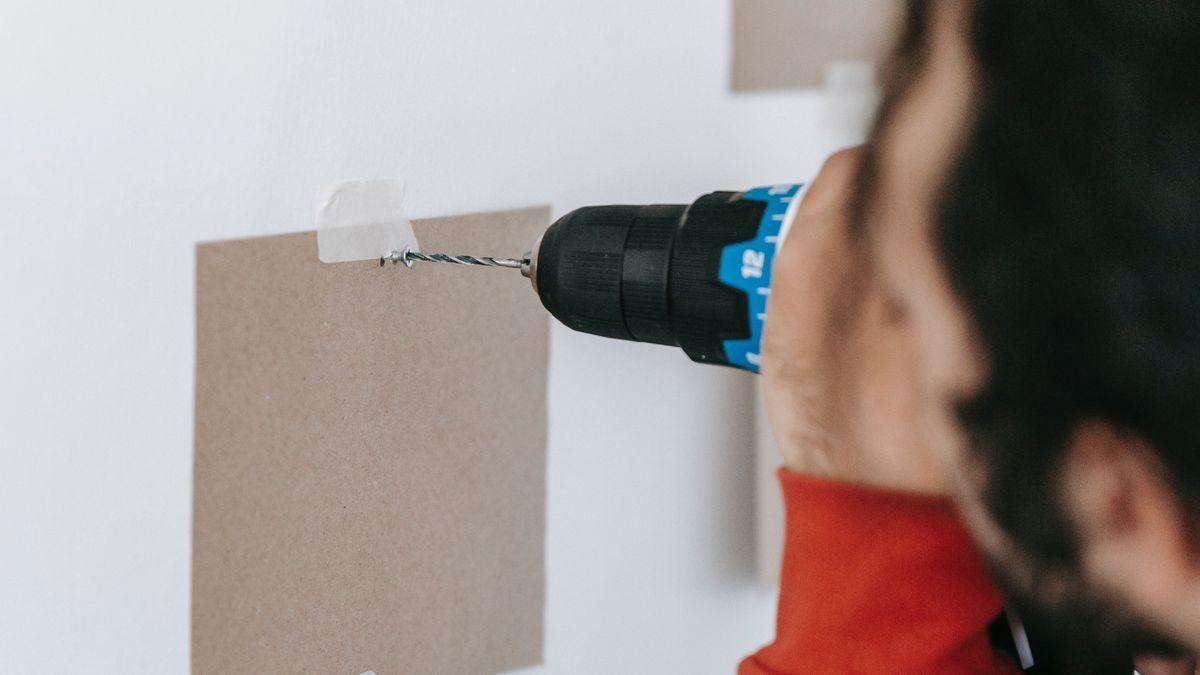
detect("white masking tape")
[316,179,419,263]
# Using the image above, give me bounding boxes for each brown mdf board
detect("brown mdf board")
[731,0,901,90]
[193,206,550,674]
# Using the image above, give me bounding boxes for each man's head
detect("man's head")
[859,0,1200,655]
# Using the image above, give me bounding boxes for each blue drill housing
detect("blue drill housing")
[716,183,804,372]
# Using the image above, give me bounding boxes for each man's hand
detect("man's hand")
[760,148,951,495]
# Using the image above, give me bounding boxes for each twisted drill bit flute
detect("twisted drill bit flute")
[380,245,527,270]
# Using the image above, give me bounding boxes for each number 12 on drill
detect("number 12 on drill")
[741,249,766,279]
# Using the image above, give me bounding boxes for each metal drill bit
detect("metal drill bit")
[380,245,527,270]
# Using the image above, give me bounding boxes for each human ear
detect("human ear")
[1061,420,1193,624]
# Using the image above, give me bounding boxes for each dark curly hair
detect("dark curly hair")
[945,0,1200,564]
[863,0,1200,670]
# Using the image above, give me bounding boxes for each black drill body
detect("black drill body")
[529,190,770,368]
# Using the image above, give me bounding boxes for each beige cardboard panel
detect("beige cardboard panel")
[193,206,550,674]
[731,0,901,90]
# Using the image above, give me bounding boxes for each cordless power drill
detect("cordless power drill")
[384,183,804,372]
[519,184,803,372]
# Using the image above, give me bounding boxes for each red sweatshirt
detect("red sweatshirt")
[740,469,1021,674]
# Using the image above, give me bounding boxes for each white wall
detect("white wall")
[1,1,850,671]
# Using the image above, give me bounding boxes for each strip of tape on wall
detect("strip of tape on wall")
[316,179,419,263]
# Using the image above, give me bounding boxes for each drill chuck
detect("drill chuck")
[523,184,803,371]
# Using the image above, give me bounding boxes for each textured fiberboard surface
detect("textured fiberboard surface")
[731,0,901,90]
[193,206,550,674]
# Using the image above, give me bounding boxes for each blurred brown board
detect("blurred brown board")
[731,0,901,90]
[192,206,550,674]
